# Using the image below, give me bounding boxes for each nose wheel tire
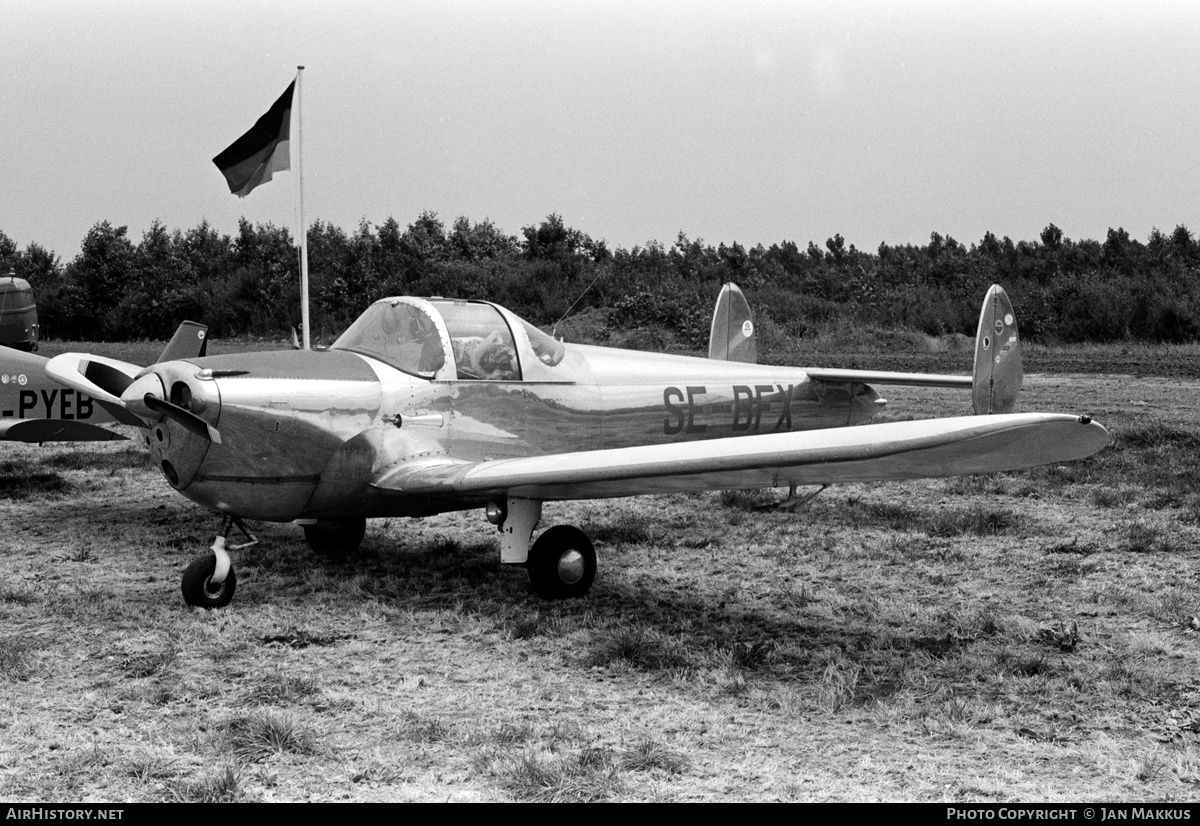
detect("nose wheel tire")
[181,554,237,609]
[303,518,366,561]
[527,525,596,600]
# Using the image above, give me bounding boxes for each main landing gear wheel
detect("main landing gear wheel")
[303,518,366,561]
[527,525,596,600]
[181,554,237,609]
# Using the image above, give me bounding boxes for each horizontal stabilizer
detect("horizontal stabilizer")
[804,285,1024,412]
[806,368,972,389]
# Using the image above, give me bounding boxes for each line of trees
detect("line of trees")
[2,215,1199,346]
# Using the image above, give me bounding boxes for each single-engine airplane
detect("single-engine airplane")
[46,284,1109,608]
[0,322,208,443]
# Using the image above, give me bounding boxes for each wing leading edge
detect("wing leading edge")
[372,413,1109,501]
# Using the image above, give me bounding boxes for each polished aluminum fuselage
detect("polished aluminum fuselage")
[142,338,883,523]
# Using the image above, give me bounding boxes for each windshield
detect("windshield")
[432,300,521,381]
[331,300,446,377]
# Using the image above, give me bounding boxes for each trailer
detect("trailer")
[0,274,39,351]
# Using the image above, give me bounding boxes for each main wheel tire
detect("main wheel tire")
[527,525,596,600]
[181,554,237,609]
[303,518,366,561]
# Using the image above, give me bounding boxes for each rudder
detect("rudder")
[158,321,208,362]
[708,282,757,363]
[972,285,1022,414]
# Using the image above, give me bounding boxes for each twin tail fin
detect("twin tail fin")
[708,282,757,363]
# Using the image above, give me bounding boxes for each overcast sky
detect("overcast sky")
[3,0,1198,261]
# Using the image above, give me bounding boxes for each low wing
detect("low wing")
[373,413,1109,501]
[0,419,127,442]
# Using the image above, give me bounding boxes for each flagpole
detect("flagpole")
[296,65,310,350]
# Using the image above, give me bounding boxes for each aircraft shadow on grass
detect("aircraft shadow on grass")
[15,478,1027,675]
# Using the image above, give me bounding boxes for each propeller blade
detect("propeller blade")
[143,395,222,444]
[97,399,149,428]
[83,359,136,397]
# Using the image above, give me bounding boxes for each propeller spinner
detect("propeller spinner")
[121,370,222,444]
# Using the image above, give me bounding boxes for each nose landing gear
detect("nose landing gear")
[181,515,258,609]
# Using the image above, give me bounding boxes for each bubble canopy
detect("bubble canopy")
[331,297,564,380]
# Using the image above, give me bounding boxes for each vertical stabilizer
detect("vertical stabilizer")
[158,321,209,362]
[708,282,757,363]
[972,285,1022,414]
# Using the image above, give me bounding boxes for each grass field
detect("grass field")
[2,340,1199,801]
